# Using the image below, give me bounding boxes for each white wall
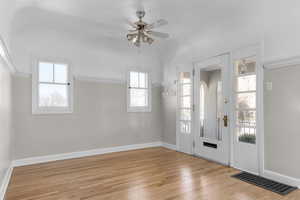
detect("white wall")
[264,65,300,179]
[10,28,163,84]
[263,0,300,62]
[13,76,162,159]
[0,58,13,194]
[0,0,16,48]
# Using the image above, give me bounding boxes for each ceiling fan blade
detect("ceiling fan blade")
[147,19,168,29]
[147,31,169,39]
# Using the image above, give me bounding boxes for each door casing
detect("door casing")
[175,43,264,176]
[193,54,231,165]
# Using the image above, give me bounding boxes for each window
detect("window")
[32,61,73,114]
[127,71,151,112]
[234,57,256,144]
[178,72,192,134]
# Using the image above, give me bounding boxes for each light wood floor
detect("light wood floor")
[6,147,300,200]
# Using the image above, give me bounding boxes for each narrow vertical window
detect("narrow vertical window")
[178,72,192,134]
[235,57,257,144]
[127,71,151,112]
[32,61,73,114]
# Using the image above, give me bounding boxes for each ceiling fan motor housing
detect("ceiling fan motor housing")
[136,10,145,19]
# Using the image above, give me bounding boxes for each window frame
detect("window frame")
[127,71,151,113]
[32,59,74,114]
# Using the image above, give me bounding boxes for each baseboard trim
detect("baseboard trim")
[13,142,163,167]
[162,142,177,151]
[0,165,13,200]
[263,170,300,188]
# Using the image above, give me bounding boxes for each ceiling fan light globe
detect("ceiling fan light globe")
[147,37,154,44]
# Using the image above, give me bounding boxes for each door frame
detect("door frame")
[229,43,264,175]
[176,65,194,154]
[192,53,231,165]
[186,43,264,175]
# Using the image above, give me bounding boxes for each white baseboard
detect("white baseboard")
[13,142,163,167]
[162,142,177,151]
[0,165,13,200]
[263,170,300,188]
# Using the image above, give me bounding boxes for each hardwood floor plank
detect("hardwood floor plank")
[5,148,299,200]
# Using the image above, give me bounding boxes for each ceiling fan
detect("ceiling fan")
[126,10,169,47]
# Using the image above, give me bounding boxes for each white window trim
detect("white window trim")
[32,59,74,114]
[127,71,152,113]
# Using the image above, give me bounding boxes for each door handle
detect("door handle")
[223,115,228,127]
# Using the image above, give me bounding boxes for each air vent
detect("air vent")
[232,172,297,195]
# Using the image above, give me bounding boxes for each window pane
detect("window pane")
[179,72,191,84]
[235,58,256,75]
[139,72,148,88]
[54,64,68,83]
[237,126,256,144]
[130,89,148,107]
[182,84,191,96]
[39,84,68,107]
[180,109,191,121]
[237,110,256,127]
[181,96,191,108]
[237,93,256,109]
[237,75,256,92]
[180,121,191,134]
[130,72,139,88]
[39,62,53,82]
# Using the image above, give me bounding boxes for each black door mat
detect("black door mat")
[232,172,297,195]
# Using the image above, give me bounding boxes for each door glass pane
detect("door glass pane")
[130,89,148,107]
[181,96,191,108]
[237,75,256,92]
[180,121,191,134]
[235,56,257,144]
[39,62,53,82]
[179,72,191,84]
[54,64,68,83]
[237,126,256,144]
[39,84,68,107]
[237,110,256,127]
[237,92,256,109]
[235,58,256,75]
[199,68,222,140]
[182,84,191,96]
[180,109,191,121]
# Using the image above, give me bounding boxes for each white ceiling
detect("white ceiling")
[10,0,263,79]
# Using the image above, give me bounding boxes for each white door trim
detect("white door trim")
[189,43,264,175]
[229,43,264,175]
[192,54,231,165]
[176,65,194,154]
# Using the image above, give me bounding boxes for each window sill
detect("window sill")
[32,108,73,115]
[127,107,151,113]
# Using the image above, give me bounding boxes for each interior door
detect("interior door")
[231,46,261,174]
[176,69,193,154]
[194,54,230,165]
